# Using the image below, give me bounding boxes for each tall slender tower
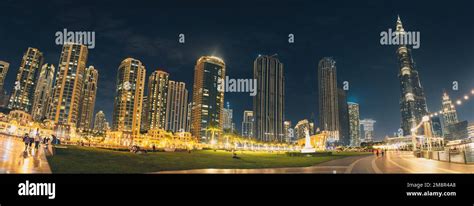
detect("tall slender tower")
[50,43,88,126]
[8,47,44,112]
[242,111,254,138]
[253,54,285,142]
[191,56,225,142]
[348,102,360,146]
[318,57,339,141]
[396,16,428,135]
[441,91,458,125]
[112,58,146,137]
[77,66,98,130]
[165,80,188,133]
[0,60,10,93]
[94,110,107,133]
[32,63,55,121]
[147,70,169,130]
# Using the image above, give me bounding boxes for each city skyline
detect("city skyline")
[0,1,473,139]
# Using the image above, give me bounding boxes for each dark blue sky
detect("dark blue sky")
[0,0,473,139]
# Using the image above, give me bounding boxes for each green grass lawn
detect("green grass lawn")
[47,146,370,173]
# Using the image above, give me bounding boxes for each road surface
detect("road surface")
[0,135,51,173]
[158,151,474,174]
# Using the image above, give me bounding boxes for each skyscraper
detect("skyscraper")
[50,44,88,126]
[222,102,234,132]
[396,16,428,135]
[348,102,360,146]
[283,121,293,143]
[0,61,10,108]
[191,56,225,142]
[94,110,107,134]
[318,57,339,141]
[165,80,188,133]
[186,102,192,132]
[8,47,44,112]
[338,88,350,146]
[112,58,146,137]
[441,91,458,126]
[147,70,169,130]
[253,54,285,142]
[140,96,149,132]
[431,116,443,137]
[32,63,55,122]
[0,60,10,93]
[360,119,376,142]
[77,66,98,130]
[242,110,254,138]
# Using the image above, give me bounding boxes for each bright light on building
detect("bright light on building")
[456,100,462,105]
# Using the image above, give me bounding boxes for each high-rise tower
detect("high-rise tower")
[112,58,146,137]
[318,57,339,141]
[32,63,55,121]
[147,70,169,130]
[78,66,98,130]
[165,80,188,133]
[9,47,44,112]
[396,16,428,135]
[253,54,285,142]
[191,56,226,142]
[50,44,88,126]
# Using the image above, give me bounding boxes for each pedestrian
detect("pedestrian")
[381,149,385,157]
[23,133,30,151]
[28,135,34,149]
[375,149,379,157]
[52,135,57,145]
[152,144,156,152]
[34,133,41,149]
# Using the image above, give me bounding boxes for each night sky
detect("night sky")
[0,0,473,139]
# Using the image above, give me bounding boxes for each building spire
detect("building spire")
[396,14,404,32]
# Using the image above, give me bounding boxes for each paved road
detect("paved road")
[0,135,51,174]
[159,151,474,174]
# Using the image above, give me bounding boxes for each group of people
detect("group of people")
[374,149,386,157]
[22,129,58,151]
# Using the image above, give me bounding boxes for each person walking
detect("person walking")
[375,149,379,157]
[34,132,41,149]
[23,133,30,151]
[381,149,385,157]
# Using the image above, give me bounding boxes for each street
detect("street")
[0,135,51,173]
[159,151,474,174]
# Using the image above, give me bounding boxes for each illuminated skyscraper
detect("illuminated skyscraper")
[0,60,9,93]
[360,119,376,142]
[253,54,285,142]
[165,80,188,133]
[94,110,107,134]
[112,58,146,137]
[441,91,458,126]
[50,44,88,126]
[242,110,254,138]
[78,66,98,130]
[283,121,293,143]
[32,64,55,122]
[338,88,350,146]
[318,57,339,141]
[222,102,234,132]
[191,56,225,142]
[348,102,360,146]
[147,70,169,130]
[396,16,428,135]
[140,96,149,132]
[8,47,44,112]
